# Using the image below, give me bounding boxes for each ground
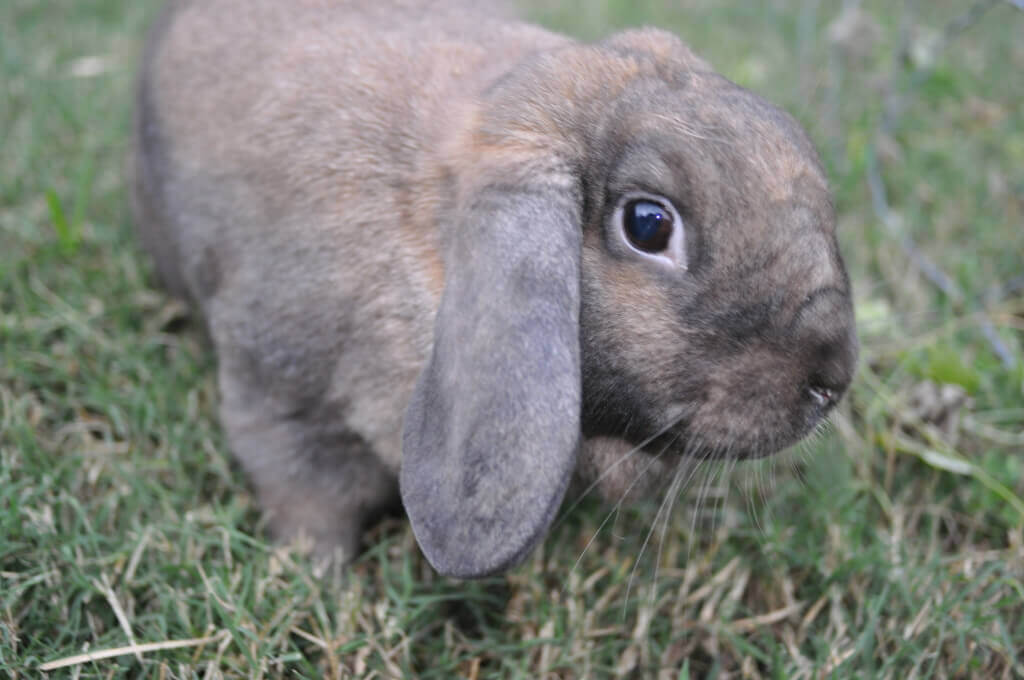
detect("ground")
[2,0,1023,677]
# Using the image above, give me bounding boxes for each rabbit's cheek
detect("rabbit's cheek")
[579,252,686,375]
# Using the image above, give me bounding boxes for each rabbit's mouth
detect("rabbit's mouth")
[635,391,844,462]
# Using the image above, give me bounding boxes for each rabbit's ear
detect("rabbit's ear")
[401,178,582,578]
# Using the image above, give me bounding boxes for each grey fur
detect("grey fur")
[133,0,857,577]
[403,185,582,577]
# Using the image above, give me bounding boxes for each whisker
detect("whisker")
[555,412,689,528]
[764,453,777,525]
[648,450,700,602]
[722,453,737,531]
[566,430,679,591]
[708,441,735,538]
[622,433,701,614]
[746,456,764,536]
[626,438,686,606]
[686,440,718,566]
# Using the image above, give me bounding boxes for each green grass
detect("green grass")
[2,0,1023,677]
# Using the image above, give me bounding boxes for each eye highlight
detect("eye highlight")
[623,200,672,253]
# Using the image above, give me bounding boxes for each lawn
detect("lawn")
[2,0,1023,677]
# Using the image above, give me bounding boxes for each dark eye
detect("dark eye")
[623,200,673,253]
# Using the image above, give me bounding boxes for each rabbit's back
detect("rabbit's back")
[134,0,565,471]
[136,0,563,290]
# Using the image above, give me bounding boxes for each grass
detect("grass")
[2,0,1023,677]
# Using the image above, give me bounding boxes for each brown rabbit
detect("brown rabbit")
[133,0,858,578]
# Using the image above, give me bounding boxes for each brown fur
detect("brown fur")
[134,0,857,576]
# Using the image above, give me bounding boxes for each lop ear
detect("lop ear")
[401,174,582,578]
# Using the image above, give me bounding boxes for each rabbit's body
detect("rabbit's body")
[137,0,562,555]
[135,0,858,576]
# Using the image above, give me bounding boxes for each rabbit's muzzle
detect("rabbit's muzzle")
[660,285,857,460]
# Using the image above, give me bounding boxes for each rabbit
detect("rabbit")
[132,0,858,578]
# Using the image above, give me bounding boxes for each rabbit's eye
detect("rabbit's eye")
[623,200,673,253]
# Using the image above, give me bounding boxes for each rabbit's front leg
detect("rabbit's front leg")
[216,363,400,562]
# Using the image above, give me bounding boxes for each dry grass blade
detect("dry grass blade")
[38,631,230,671]
[93,574,141,663]
[727,602,805,634]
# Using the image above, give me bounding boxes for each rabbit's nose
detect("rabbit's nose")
[806,383,840,410]
[789,288,857,406]
[801,321,857,410]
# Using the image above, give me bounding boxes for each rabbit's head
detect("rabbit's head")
[401,29,857,578]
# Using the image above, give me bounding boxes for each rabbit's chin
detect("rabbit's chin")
[645,422,818,462]
[576,404,835,502]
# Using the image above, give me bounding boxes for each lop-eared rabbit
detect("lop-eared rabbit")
[134,0,858,578]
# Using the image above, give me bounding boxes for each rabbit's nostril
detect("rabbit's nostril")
[807,384,838,409]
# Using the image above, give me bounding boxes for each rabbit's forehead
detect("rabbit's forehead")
[612,129,824,207]
[602,80,828,202]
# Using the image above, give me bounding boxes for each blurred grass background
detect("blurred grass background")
[2,0,1022,677]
